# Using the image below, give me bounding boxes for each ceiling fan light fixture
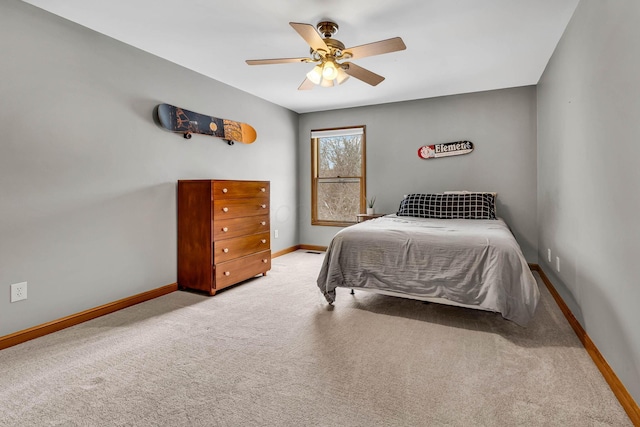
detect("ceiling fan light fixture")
[336,67,349,85]
[319,77,335,88]
[307,61,347,88]
[321,60,338,80]
[306,65,323,85]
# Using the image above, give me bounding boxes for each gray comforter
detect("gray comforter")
[317,215,540,326]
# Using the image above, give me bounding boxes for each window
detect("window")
[311,126,366,226]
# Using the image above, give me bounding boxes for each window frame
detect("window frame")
[311,125,367,227]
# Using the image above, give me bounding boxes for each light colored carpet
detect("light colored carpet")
[0,250,631,426]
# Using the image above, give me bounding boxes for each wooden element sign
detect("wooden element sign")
[418,141,474,159]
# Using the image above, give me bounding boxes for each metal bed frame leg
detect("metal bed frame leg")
[350,289,355,295]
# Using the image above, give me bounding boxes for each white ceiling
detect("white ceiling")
[22,0,579,114]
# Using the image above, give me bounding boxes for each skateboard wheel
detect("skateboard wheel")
[183,133,192,139]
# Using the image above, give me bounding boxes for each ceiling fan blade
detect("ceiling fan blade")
[344,37,406,60]
[289,22,329,53]
[298,78,315,91]
[342,62,385,86]
[246,57,311,65]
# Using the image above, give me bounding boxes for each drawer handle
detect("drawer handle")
[261,188,266,192]
[261,221,266,226]
[261,239,267,244]
[224,271,230,276]
[222,227,228,232]
[223,207,229,212]
[223,248,229,253]
[261,204,267,209]
[262,259,268,263]
[222,188,228,193]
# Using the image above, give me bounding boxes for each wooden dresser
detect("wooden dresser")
[177,179,271,295]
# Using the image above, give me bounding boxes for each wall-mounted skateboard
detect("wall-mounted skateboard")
[155,103,257,145]
[418,141,474,159]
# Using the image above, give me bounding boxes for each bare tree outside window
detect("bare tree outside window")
[312,127,366,226]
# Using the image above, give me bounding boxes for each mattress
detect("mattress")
[316,215,540,326]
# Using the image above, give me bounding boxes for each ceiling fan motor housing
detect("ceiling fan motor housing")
[309,37,346,59]
[317,21,339,38]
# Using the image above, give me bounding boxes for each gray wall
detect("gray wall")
[537,0,640,403]
[299,87,538,261]
[0,0,299,337]
[4,0,636,408]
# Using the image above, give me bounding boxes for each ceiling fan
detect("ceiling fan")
[246,21,406,90]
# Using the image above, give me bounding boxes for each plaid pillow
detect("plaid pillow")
[397,193,496,219]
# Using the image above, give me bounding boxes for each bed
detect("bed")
[316,193,540,326]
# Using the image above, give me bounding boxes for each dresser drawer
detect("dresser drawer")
[214,250,271,290]
[213,197,269,219]
[214,232,270,263]
[213,214,269,240]
[212,181,269,199]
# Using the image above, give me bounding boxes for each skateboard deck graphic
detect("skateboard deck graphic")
[156,104,257,145]
[418,141,473,159]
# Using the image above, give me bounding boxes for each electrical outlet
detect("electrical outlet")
[547,248,551,263]
[274,229,279,239]
[10,282,27,302]
[556,256,560,273]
